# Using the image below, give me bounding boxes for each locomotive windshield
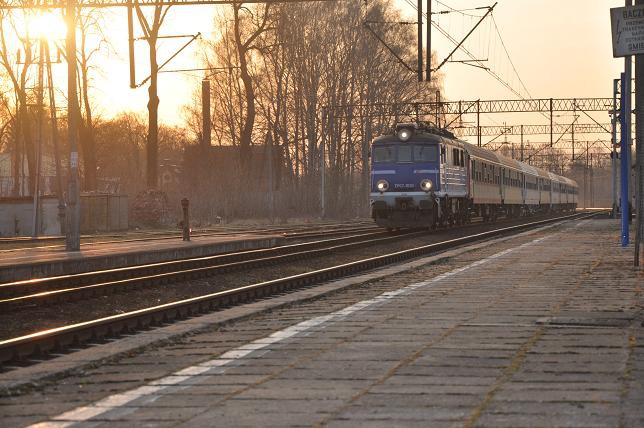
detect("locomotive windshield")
[373,143,438,163]
[373,146,395,163]
[397,146,412,162]
[413,145,438,162]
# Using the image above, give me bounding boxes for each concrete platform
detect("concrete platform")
[1,217,642,427]
[0,233,283,283]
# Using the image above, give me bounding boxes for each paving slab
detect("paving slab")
[1,218,642,427]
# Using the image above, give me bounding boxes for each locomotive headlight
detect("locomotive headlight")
[376,179,389,193]
[397,128,413,142]
[420,179,433,192]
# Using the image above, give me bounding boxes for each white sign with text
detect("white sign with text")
[611,5,644,57]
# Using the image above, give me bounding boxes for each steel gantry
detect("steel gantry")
[339,97,616,117]
[455,123,611,138]
[332,97,615,146]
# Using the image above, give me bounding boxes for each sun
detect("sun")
[26,11,67,41]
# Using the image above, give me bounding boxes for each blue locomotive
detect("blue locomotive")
[370,122,578,230]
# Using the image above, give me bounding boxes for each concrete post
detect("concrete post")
[417,0,422,82]
[621,72,631,246]
[66,0,80,251]
[202,79,211,148]
[635,0,644,267]
[612,79,619,218]
[320,108,327,219]
[32,39,45,237]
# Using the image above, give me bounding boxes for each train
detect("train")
[369,122,578,230]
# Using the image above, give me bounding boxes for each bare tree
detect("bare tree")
[76,6,110,191]
[231,3,270,171]
[0,10,35,196]
[134,4,171,189]
[190,0,442,219]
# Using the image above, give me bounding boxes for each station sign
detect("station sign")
[611,5,644,57]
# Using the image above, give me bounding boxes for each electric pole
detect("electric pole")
[66,0,81,251]
[426,0,431,83]
[635,0,644,266]
[202,79,211,149]
[612,78,619,218]
[417,0,422,82]
[32,38,45,237]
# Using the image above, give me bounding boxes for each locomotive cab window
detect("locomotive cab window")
[397,145,412,162]
[413,145,438,162]
[373,146,395,163]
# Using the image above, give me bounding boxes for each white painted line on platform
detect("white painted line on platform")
[29,221,570,427]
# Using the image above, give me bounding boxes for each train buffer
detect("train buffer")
[0,215,642,427]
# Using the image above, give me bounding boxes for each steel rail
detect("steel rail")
[0,214,530,302]
[0,222,377,248]
[0,212,595,366]
[0,225,380,260]
[0,229,405,301]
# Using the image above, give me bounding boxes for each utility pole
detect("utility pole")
[549,98,553,147]
[32,38,45,238]
[621,71,631,246]
[571,103,576,162]
[612,78,619,218]
[66,0,81,251]
[588,153,595,208]
[417,0,423,82]
[426,0,431,83]
[520,125,524,162]
[201,79,211,149]
[267,131,275,223]
[477,100,481,147]
[45,42,66,234]
[584,141,589,210]
[635,0,644,266]
[320,107,327,218]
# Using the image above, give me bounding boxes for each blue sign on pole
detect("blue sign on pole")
[620,72,630,247]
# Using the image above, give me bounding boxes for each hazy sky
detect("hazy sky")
[56,0,627,127]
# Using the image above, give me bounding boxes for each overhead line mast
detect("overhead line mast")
[417,0,422,81]
[426,0,431,83]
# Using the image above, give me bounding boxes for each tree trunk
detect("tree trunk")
[147,41,159,189]
[233,5,254,172]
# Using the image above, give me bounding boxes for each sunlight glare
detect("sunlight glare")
[27,12,67,41]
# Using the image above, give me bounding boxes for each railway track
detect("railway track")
[0,228,413,306]
[0,213,549,306]
[0,211,595,367]
[0,220,377,252]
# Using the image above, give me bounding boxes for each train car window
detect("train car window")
[440,146,446,163]
[413,145,438,162]
[373,146,395,163]
[452,148,458,166]
[397,145,412,162]
[460,150,465,167]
